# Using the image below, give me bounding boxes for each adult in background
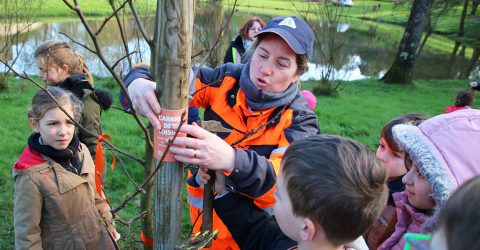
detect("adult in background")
[223,16,265,64]
[124,16,319,249]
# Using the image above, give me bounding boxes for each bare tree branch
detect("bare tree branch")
[63,0,154,149]
[111,112,187,214]
[59,32,97,55]
[193,0,238,78]
[0,58,145,165]
[115,211,148,227]
[95,0,130,36]
[112,51,138,70]
[108,149,143,189]
[128,0,153,49]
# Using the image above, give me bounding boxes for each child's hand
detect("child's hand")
[198,167,211,184]
[214,171,227,195]
[111,230,121,242]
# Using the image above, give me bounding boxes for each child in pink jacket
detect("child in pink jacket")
[378,109,480,250]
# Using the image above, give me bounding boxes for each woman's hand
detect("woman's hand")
[169,123,236,172]
[128,78,162,130]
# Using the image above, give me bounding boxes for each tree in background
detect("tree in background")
[297,1,358,96]
[471,0,479,14]
[0,0,40,91]
[382,0,432,84]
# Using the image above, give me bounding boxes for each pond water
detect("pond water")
[2,10,478,81]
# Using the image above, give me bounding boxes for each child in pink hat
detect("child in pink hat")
[378,109,480,250]
[301,90,316,110]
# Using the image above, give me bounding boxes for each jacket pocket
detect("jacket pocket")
[76,208,103,244]
[43,221,74,250]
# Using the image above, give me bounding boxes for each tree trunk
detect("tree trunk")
[151,1,194,249]
[463,47,480,78]
[141,135,155,250]
[416,30,432,59]
[471,0,479,15]
[451,0,469,58]
[381,0,432,84]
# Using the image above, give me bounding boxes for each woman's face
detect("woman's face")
[249,33,300,93]
[376,137,407,179]
[247,21,263,40]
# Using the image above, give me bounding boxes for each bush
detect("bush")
[312,79,339,97]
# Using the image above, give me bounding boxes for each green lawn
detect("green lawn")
[0,0,477,248]
[0,75,472,248]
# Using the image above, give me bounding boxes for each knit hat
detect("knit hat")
[392,109,480,231]
[301,90,316,110]
[256,16,314,59]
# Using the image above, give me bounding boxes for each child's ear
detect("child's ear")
[29,118,39,133]
[299,217,316,242]
[61,64,69,73]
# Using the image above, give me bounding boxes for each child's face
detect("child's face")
[376,137,407,178]
[402,160,435,211]
[274,170,304,241]
[29,105,75,150]
[36,59,69,85]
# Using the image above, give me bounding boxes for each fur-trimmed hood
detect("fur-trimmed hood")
[392,109,480,231]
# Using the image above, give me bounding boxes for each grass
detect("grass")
[0,0,477,248]
[0,75,471,248]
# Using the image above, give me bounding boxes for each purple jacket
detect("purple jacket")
[378,192,429,250]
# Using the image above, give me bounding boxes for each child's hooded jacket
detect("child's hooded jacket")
[379,109,480,249]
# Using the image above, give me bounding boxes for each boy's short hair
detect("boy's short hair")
[281,134,388,245]
[437,176,480,250]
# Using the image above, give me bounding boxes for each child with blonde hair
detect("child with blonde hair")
[13,87,118,249]
[34,40,112,160]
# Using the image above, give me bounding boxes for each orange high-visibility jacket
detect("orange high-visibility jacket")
[124,63,320,249]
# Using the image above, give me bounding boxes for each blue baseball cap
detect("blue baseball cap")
[256,16,314,59]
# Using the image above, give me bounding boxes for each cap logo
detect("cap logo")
[278,17,296,29]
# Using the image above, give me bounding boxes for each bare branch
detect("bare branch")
[95,0,130,36]
[62,0,154,149]
[193,0,238,79]
[108,149,143,189]
[111,112,187,214]
[115,211,148,227]
[0,59,145,164]
[128,0,154,49]
[112,51,138,70]
[191,49,206,60]
[59,32,97,55]
[108,0,133,68]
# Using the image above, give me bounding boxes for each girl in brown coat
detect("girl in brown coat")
[13,87,118,250]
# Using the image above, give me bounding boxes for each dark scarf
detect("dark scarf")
[387,176,405,206]
[239,63,298,110]
[59,73,93,99]
[28,133,83,175]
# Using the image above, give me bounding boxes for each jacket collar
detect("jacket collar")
[14,145,94,194]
